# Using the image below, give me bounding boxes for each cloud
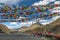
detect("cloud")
[10,22,17,25]
[1,16,60,29]
[39,16,60,25]
[54,1,60,4]
[43,0,55,2]
[32,0,56,6]
[32,1,49,6]
[6,25,13,29]
[0,0,20,5]
[6,21,36,29]
[25,21,36,27]
[19,22,26,27]
[19,21,36,27]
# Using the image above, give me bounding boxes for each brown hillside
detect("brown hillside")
[25,18,60,34]
[17,27,28,32]
[26,23,43,30]
[18,23,43,33]
[44,18,60,34]
[0,24,10,33]
[24,23,44,34]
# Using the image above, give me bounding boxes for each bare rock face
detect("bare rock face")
[0,24,10,33]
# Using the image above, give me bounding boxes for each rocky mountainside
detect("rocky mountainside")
[15,23,43,33]
[24,18,60,34]
[44,18,60,34]
[11,18,60,34]
[15,23,42,32]
[16,26,28,32]
[0,24,10,33]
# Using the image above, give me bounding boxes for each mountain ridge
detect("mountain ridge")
[23,18,60,34]
[0,24,10,33]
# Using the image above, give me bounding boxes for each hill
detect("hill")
[16,26,28,32]
[0,24,10,33]
[24,18,60,34]
[16,23,43,33]
[44,18,60,34]
[11,18,60,34]
[23,23,44,34]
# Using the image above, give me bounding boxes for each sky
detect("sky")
[0,0,60,29]
[0,0,40,29]
[1,21,36,29]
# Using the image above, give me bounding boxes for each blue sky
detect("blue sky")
[18,0,40,6]
[0,0,40,6]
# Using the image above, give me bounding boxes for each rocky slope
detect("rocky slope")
[15,23,43,33]
[24,18,60,34]
[0,24,10,33]
[45,18,60,34]
[11,18,60,34]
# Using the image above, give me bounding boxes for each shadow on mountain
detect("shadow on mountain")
[0,24,10,33]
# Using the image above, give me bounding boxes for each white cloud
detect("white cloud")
[19,21,36,27]
[32,1,49,6]
[1,16,60,29]
[19,16,26,19]
[7,21,36,29]
[10,22,17,25]
[54,1,60,4]
[0,0,20,5]
[6,25,13,29]
[43,0,55,2]
[25,22,33,27]
[39,16,60,25]
[19,22,26,27]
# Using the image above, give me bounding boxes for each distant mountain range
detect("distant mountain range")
[18,18,60,34]
[0,17,60,34]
